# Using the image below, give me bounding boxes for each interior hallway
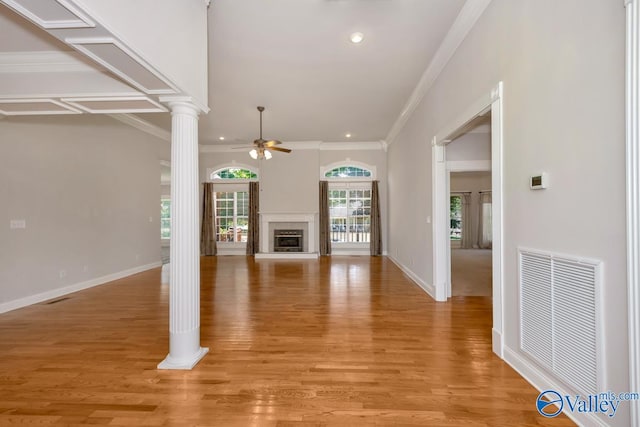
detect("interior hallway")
[0,256,572,426]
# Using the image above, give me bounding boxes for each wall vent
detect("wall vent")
[519,248,602,396]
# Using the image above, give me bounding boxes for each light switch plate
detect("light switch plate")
[10,219,26,229]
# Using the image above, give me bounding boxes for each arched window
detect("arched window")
[324,165,371,178]
[211,167,257,180]
[207,166,258,245]
[320,162,375,246]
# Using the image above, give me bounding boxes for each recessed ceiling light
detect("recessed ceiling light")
[350,32,364,44]
[345,133,352,138]
[219,136,225,141]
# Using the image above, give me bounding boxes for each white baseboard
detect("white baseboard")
[492,328,503,358]
[216,248,247,256]
[255,252,319,260]
[503,346,610,427]
[331,249,371,256]
[387,255,436,299]
[0,261,162,314]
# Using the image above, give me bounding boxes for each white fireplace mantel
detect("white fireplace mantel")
[257,212,318,259]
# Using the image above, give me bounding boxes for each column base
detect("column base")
[157,346,209,370]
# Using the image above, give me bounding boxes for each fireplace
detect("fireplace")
[273,229,303,252]
[257,212,318,259]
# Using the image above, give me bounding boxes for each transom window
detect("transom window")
[211,167,257,180]
[324,166,371,178]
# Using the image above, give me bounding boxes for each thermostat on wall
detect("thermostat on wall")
[530,173,548,190]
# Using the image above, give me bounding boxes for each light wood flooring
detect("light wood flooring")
[0,256,574,426]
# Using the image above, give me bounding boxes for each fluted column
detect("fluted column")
[158,99,208,369]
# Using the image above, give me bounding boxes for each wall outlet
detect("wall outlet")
[135,254,140,261]
[59,269,66,279]
[10,219,26,229]
[149,216,153,222]
[83,265,88,272]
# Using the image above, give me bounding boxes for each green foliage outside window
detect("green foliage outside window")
[160,199,171,239]
[212,168,257,179]
[324,166,371,178]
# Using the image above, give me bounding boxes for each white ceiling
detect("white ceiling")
[1,0,470,144]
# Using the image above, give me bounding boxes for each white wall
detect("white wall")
[0,115,169,311]
[447,132,491,161]
[387,1,627,425]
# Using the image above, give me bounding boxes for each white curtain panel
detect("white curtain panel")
[478,191,492,249]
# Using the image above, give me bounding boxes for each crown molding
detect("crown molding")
[385,0,493,145]
[199,140,386,153]
[0,51,101,74]
[109,113,171,142]
[199,141,321,153]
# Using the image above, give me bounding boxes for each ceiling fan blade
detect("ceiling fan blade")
[267,146,292,153]
[263,140,282,147]
[231,146,255,150]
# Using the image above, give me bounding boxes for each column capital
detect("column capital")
[159,96,210,116]
[627,0,636,7]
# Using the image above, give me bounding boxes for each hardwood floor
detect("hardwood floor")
[0,256,574,426]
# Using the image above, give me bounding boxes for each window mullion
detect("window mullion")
[233,192,238,242]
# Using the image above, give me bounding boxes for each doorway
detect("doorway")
[449,171,492,297]
[431,82,504,357]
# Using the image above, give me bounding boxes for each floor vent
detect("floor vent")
[519,248,601,396]
[44,297,70,305]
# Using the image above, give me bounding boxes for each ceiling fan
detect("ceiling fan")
[235,106,291,160]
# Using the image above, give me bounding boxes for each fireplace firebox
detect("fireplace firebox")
[273,229,303,252]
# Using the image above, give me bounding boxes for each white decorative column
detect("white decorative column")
[158,98,208,369]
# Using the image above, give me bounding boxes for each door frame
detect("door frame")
[446,163,492,299]
[626,1,640,424]
[431,82,504,357]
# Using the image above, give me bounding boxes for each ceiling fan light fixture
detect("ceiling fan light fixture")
[245,106,290,160]
[350,32,364,44]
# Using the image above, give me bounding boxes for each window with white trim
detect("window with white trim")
[215,191,248,242]
[209,166,258,244]
[329,188,371,243]
[323,163,374,245]
[160,198,170,239]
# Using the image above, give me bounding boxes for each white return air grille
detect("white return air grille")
[519,248,602,396]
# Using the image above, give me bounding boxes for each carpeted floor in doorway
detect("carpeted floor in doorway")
[451,248,492,297]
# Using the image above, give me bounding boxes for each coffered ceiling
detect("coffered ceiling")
[0,0,490,145]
